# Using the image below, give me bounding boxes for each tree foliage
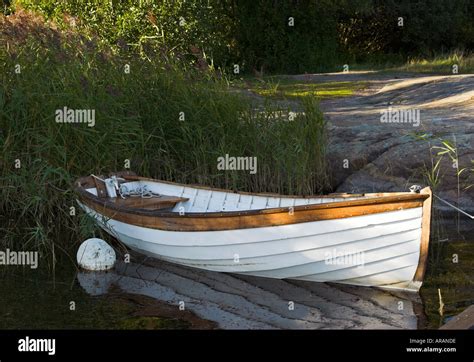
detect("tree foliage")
[11,0,474,73]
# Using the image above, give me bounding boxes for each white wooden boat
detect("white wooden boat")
[75,172,432,291]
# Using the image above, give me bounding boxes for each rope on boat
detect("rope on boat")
[119,184,156,199]
[410,185,472,220]
[433,193,474,219]
[90,174,158,199]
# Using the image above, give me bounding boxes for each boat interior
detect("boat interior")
[77,174,414,214]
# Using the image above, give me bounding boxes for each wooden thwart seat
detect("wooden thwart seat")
[108,195,189,211]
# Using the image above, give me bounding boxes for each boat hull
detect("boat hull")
[79,202,426,290]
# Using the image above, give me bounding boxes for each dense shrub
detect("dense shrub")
[235,0,343,73]
[338,0,474,62]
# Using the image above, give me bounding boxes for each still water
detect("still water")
[1,236,472,330]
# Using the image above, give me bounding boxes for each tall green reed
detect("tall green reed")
[0,12,329,267]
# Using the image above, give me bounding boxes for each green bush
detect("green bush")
[338,0,474,62]
[13,0,474,73]
[233,0,341,74]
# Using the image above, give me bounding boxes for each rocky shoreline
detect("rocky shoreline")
[243,72,473,228]
[319,73,473,218]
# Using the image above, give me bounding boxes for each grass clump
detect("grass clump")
[0,10,330,267]
[399,51,474,74]
[249,79,368,100]
[345,51,474,75]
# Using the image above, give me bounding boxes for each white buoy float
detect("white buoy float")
[76,238,116,271]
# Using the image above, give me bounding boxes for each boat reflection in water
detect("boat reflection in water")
[77,257,425,329]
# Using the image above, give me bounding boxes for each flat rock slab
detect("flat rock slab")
[440,305,474,329]
[315,73,474,217]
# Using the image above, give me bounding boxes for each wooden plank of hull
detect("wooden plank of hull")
[80,202,425,288]
[80,205,423,247]
[79,196,425,232]
[84,207,421,259]
[121,230,422,271]
[123,242,420,288]
[138,241,421,277]
[90,217,423,260]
